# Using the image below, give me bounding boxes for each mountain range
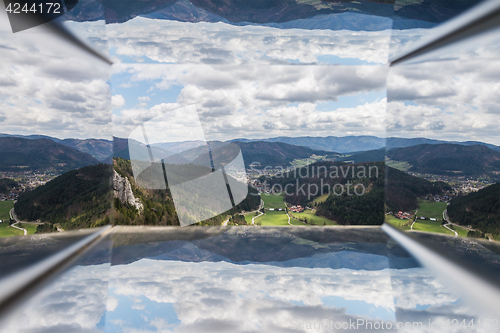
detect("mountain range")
[0,137,100,173]
[66,0,477,28]
[3,133,500,176]
[231,136,500,154]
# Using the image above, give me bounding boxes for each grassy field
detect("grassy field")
[290,210,337,225]
[412,220,454,235]
[261,193,287,209]
[385,215,411,230]
[255,210,291,226]
[0,201,14,221]
[450,225,470,237]
[417,200,447,219]
[385,159,412,172]
[22,223,37,235]
[291,155,326,168]
[313,194,329,204]
[0,201,38,237]
[0,223,24,237]
[243,213,259,225]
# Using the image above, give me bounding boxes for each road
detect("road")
[443,209,458,237]
[410,210,417,231]
[9,208,27,236]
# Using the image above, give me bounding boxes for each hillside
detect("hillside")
[14,164,113,230]
[265,161,449,225]
[13,158,260,230]
[0,137,100,172]
[0,178,19,193]
[387,144,500,177]
[447,182,500,240]
[385,167,451,212]
[338,148,385,163]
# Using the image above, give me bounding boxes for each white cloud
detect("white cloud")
[0,22,112,139]
[112,64,387,140]
[387,55,500,144]
[112,94,126,108]
[107,296,119,311]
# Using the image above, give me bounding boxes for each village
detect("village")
[0,171,56,202]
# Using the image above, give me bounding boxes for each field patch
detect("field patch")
[385,215,411,230]
[0,201,14,221]
[0,223,23,237]
[412,220,454,235]
[255,210,290,226]
[417,200,447,219]
[261,194,287,209]
[290,210,337,225]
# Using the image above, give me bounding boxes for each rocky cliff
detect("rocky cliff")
[113,170,144,211]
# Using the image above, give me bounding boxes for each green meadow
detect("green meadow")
[385,215,411,230]
[255,210,291,226]
[290,210,337,225]
[261,193,287,209]
[417,199,447,219]
[412,220,454,235]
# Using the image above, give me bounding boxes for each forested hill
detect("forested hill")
[13,158,260,230]
[0,137,100,172]
[447,182,500,240]
[387,144,500,177]
[14,164,113,230]
[385,166,451,212]
[265,161,449,225]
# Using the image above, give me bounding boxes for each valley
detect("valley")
[0,134,497,240]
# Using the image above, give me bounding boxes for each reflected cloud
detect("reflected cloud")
[107,17,392,65]
[0,264,110,333]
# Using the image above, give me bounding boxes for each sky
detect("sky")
[0,4,498,146]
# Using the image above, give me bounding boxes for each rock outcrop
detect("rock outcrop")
[113,170,143,211]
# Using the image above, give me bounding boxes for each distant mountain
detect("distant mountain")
[236,136,385,153]
[113,137,175,161]
[0,133,62,142]
[0,133,112,162]
[447,182,500,240]
[386,137,500,152]
[387,144,500,177]
[233,141,338,169]
[60,139,112,161]
[232,136,500,154]
[151,140,205,154]
[113,138,339,169]
[0,137,100,172]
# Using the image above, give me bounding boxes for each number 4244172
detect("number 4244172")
[5,2,61,14]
